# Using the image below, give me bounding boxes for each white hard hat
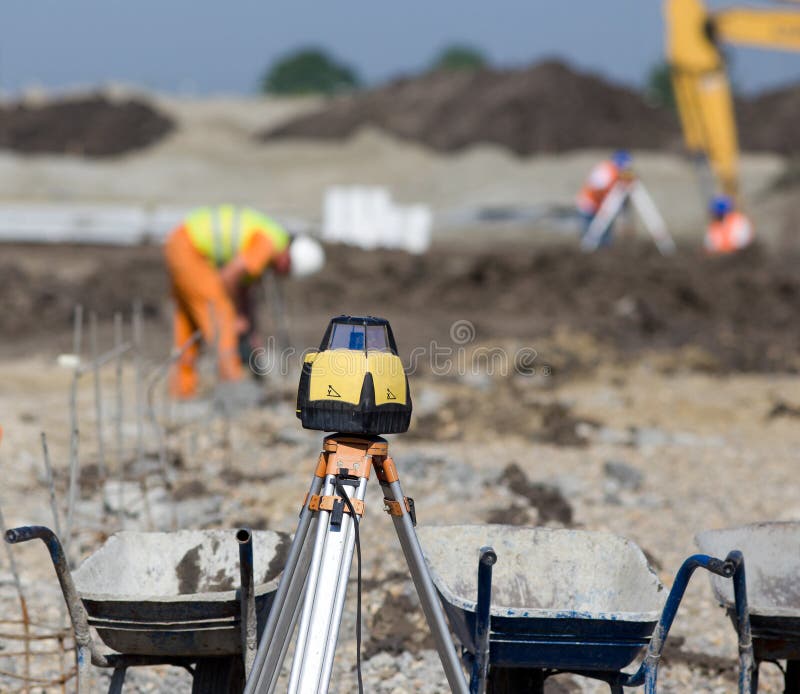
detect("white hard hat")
[290,235,325,278]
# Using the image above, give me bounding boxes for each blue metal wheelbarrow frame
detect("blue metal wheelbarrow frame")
[421,526,752,694]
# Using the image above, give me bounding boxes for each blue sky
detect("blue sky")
[1,1,797,96]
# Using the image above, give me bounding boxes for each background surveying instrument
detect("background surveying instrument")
[244,316,468,693]
[580,170,676,256]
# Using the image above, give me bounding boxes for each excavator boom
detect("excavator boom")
[665,0,739,196]
[664,0,800,198]
[716,8,800,51]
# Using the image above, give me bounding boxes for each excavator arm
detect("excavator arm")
[665,0,740,196]
[715,7,800,51]
[665,0,800,198]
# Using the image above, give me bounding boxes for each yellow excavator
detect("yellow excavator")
[665,0,800,199]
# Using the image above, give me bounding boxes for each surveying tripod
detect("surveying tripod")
[244,433,469,694]
[580,177,676,256]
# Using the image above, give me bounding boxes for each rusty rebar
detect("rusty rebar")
[145,330,201,530]
[4,526,111,675]
[0,668,76,686]
[72,305,83,359]
[89,313,107,482]
[40,433,62,540]
[65,341,132,563]
[139,476,154,531]
[64,365,80,564]
[133,300,144,472]
[113,312,125,532]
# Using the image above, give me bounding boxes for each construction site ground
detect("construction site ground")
[1,237,798,693]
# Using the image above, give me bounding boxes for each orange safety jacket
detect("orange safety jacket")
[705,211,754,254]
[576,161,621,215]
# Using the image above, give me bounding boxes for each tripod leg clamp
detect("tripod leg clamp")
[383,497,416,526]
[307,493,365,518]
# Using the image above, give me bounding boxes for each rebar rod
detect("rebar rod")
[64,368,80,563]
[72,305,83,359]
[133,300,144,471]
[142,329,201,530]
[89,313,107,483]
[113,313,125,531]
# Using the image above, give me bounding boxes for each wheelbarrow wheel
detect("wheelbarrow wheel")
[191,656,245,694]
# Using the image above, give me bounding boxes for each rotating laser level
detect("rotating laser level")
[296,315,412,434]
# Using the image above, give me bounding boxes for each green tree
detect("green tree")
[430,45,488,73]
[262,48,360,96]
[645,62,676,111]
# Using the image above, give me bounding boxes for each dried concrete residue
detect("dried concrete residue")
[175,544,235,594]
[264,532,291,585]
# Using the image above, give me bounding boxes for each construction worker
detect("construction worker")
[576,150,633,247]
[705,195,754,255]
[164,205,324,399]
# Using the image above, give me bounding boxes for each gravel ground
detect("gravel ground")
[0,340,798,692]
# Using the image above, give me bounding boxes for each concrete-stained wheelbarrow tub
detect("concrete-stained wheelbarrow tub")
[697,521,800,693]
[5,525,289,693]
[418,524,749,693]
[74,529,289,656]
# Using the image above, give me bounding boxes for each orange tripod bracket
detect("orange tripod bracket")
[308,494,366,517]
[314,434,388,479]
[383,496,417,526]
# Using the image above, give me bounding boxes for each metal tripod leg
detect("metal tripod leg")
[380,474,470,694]
[262,517,318,694]
[289,474,367,693]
[245,474,323,694]
[265,588,306,694]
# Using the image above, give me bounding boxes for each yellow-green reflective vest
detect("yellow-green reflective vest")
[185,205,289,266]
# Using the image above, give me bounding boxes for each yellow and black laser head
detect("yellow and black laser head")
[296,315,412,434]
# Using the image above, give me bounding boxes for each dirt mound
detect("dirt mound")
[302,242,800,373]
[0,245,164,339]
[3,240,800,372]
[0,94,174,157]
[262,60,800,157]
[738,84,800,155]
[261,60,681,155]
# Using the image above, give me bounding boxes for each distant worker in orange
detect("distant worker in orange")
[576,150,633,247]
[705,195,754,255]
[164,205,324,399]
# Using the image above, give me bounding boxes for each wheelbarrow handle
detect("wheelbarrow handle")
[724,550,756,694]
[6,525,58,545]
[617,552,750,693]
[237,528,257,677]
[4,525,109,671]
[471,546,497,694]
[705,555,735,578]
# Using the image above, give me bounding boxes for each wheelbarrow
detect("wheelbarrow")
[697,521,800,693]
[4,525,289,693]
[418,524,748,693]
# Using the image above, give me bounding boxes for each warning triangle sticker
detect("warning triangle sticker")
[386,388,396,400]
[327,385,341,397]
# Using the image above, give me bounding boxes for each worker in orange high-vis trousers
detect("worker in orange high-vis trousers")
[164,205,324,399]
[576,150,633,247]
[705,195,754,255]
